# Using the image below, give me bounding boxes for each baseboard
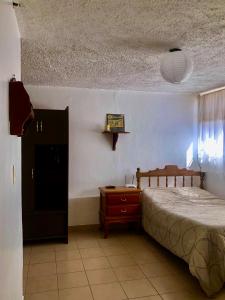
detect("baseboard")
[69,196,100,225]
[68,224,99,232]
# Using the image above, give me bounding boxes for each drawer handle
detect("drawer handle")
[121,198,127,202]
[121,209,127,213]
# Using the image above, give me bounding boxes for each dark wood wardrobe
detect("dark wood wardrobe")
[22,107,69,243]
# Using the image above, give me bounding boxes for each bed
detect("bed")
[136,165,225,296]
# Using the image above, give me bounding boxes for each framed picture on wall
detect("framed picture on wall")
[106,114,125,132]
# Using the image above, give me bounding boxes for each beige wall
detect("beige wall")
[0,2,22,299]
[26,85,198,226]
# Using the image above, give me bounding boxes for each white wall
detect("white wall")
[26,85,198,226]
[205,173,225,199]
[0,2,22,300]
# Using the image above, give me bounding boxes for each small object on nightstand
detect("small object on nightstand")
[125,175,136,188]
[99,186,142,238]
[105,185,115,189]
[125,184,137,188]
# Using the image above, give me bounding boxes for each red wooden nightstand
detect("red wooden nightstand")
[99,187,142,238]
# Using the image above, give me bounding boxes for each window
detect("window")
[198,90,225,171]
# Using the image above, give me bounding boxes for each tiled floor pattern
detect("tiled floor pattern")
[23,228,225,300]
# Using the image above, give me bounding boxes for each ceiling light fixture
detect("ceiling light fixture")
[13,1,21,7]
[160,48,193,84]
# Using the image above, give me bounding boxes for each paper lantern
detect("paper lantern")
[160,48,193,83]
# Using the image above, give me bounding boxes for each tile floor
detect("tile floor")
[23,228,225,300]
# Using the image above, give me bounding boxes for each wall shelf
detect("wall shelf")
[9,77,34,136]
[102,131,130,151]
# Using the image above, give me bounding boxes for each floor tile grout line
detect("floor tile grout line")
[110,264,129,299]
[56,249,60,300]
[114,263,161,298]
[120,253,161,297]
[79,246,95,300]
[117,278,129,299]
[77,238,141,300]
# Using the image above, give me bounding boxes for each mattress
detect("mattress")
[142,187,225,296]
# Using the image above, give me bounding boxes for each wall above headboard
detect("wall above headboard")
[25,85,198,225]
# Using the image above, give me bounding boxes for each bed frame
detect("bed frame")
[136,165,204,189]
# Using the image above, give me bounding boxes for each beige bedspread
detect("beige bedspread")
[142,187,225,296]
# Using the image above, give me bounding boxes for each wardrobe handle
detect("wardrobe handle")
[40,120,43,132]
[36,121,39,133]
[31,168,34,179]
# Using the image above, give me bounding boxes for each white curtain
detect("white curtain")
[198,90,225,171]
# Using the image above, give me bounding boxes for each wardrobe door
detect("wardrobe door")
[34,109,68,144]
[22,107,69,243]
[34,144,68,211]
[22,111,41,144]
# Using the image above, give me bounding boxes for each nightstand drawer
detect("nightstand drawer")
[106,204,141,216]
[107,193,140,205]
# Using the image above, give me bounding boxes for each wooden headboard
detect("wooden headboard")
[136,165,204,189]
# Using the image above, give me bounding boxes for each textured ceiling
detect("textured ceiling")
[15,0,225,93]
